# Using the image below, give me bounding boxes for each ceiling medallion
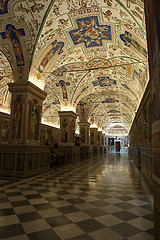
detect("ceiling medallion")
[65,6,114,53]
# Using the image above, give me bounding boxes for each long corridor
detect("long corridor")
[0,153,154,240]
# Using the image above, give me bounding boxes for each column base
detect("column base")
[100,146,104,153]
[59,145,80,164]
[154,180,160,239]
[0,144,50,178]
[154,207,160,239]
[81,146,91,160]
[92,146,100,155]
[104,146,107,152]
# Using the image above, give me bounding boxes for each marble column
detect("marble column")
[58,111,77,146]
[0,81,50,178]
[90,127,98,145]
[79,121,90,159]
[97,131,102,145]
[90,127,98,155]
[58,111,78,163]
[102,134,105,146]
[8,81,47,144]
[79,122,90,145]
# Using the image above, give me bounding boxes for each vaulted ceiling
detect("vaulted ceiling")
[0,0,148,135]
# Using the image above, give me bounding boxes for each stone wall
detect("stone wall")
[0,112,60,145]
[130,1,160,238]
[0,112,10,144]
[40,124,60,145]
[129,83,152,187]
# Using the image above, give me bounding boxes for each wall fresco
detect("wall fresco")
[0,0,149,135]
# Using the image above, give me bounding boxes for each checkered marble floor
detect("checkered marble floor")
[0,153,154,240]
[0,179,19,189]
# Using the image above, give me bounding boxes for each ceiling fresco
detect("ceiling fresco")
[0,0,148,135]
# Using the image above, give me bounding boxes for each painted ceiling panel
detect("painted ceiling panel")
[0,52,12,113]
[0,0,148,135]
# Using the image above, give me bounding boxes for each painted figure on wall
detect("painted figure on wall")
[12,99,22,139]
[98,133,100,145]
[0,24,25,66]
[87,129,89,144]
[79,0,87,8]
[102,136,104,145]
[91,131,94,145]
[78,101,86,119]
[28,104,39,140]
[61,118,68,143]
[92,77,116,87]
[56,80,70,101]
[81,127,85,144]
[90,114,94,124]
[0,0,7,14]
[120,31,147,58]
[1,120,9,143]
[38,40,64,73]
[70,119,75,143]
[102,98,119,103]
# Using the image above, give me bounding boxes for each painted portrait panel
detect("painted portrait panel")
[61,118,68,143]
[81,127,85,144]
[91,131,94,145]
[28,103,40,140]
[12,97,23,139]
[70,119,75,143]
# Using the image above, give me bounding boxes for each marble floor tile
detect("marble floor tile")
[65,211,91,222]
[22,219,51,233]
[53,223,85,239]
[89,227,124,240]
[0,153,154,240]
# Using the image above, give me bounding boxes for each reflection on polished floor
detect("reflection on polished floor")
[0,153,154,240]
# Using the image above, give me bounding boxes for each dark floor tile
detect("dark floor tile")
[98,189,113,193]
[143,213,154,221]
[0,208,15,216]
[85,208,107,218]
[33,203,54,210]
[69,234,93,240]
[28,229,61,240]
[58,206,79,214]
[25,194,42,199]
[36,189,50,193]
[139,196,149,202]
[29,183,42,186]
[113,211,138,221]
[74,192,89,197]
[19,188,33,191]
[46,215,72,227]
[141,204,153,211]
[0,197,9,203]
[90,200,109,207]
[76,219,105,233]
[11,200,30,207]
[0,224,25,239]
[6,192,22,197]
[17,211,42,222]
[110,222,141,238]
[95,194,110,199]
[117,196,134,201]
[79,187,90,192]
[67,198,86,205]
[45,196,63,202]
[146,228,154,235]
[55,191,69,195]
[115,202,135,210]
